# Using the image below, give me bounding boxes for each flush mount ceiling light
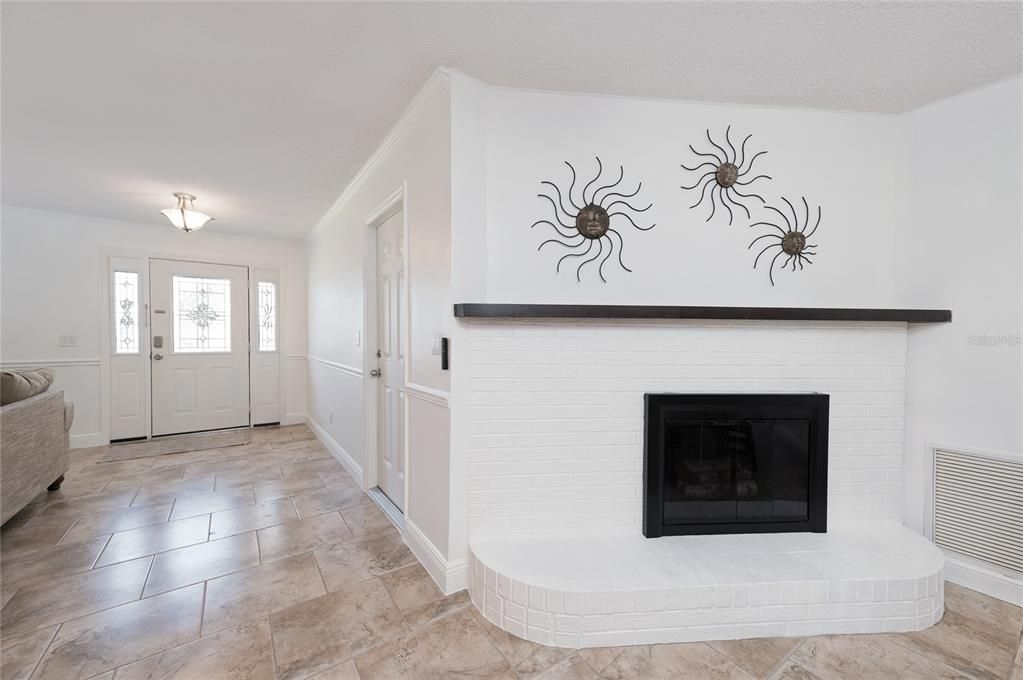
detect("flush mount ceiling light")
[161,192,213,232]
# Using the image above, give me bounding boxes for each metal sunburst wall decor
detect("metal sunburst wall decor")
[681,126,770,225]
[748,196,821,286]
[531,157,655,283]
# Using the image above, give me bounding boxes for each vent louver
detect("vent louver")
[933,449,1023,575]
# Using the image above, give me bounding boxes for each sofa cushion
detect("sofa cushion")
[1,368,55,406]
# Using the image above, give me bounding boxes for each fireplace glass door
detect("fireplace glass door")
[662,419,810,525]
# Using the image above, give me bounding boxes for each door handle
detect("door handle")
[369,368,381,378]
[153,353,163,361]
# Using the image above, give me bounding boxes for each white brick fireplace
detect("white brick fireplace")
[462,318,944,647]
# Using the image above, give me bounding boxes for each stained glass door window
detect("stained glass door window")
[257,281,277,352]
[172,276,231,352]
[113,271,140,354]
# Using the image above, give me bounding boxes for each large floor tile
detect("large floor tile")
[355,607,510,680]
[143,532,260,596]
[94,514,209,567]
[31,583,204,680]
[292,485,369,518]
[112,619,275,680]
[58,502,173,544]
[533,655,600,680]
[313,530,416,590]
[1,556,151,635]
[515,646,576,678]
[306,660,361,680]
[788,635,968,680]
[603,643,755,680]
[883,582,1022,680]
[271,578,405,680]
[281,458,347,481]
[252,476,325,503]
[709,637,803,679]
[768,660,825,679]
[574,648,624,675]
[379,562,444,610]
[215,464,287,490]
[130,475,215,507]
[202,552,326,635]
[469,604,541,665]
[209,497,298,539]
[28,487,139,520]
[886,610,1017,680]
[102,466,186,492]
[0,625,57,680]
[0,512,78,559]
[168,487,255,520]
[339,502,394,537]
[0,536,109,591]
[256,511,351,563]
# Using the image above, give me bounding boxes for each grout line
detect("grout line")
[24,621,61,680]
[197,581,208,639]
[89,533,116,570]
[139,554,157,599]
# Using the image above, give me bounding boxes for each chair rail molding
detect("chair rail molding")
[0,358,102,368]
[306,355,363,379]
[405,382,450,408]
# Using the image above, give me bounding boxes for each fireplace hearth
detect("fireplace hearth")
[643,393,829,537]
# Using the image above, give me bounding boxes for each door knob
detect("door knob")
[369,368,381,378]
[153,353,163,361]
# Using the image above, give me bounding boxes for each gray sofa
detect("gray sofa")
[1,390,74,524]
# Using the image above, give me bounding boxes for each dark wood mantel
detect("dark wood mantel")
[453,304,951,323]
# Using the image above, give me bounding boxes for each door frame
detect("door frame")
[361,184,411,517]
[101,248,287,442]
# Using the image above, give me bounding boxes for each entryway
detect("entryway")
[107,255,282,442]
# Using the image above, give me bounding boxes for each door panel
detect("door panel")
[376,211,405,511]
[150,259,249,436]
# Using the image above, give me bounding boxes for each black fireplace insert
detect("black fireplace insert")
[643,393,828,537]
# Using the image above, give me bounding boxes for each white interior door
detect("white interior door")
[150,259,250,436]
[375,211,405,511]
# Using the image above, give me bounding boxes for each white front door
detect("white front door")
[150,259,250,436]
[375,211,405,511]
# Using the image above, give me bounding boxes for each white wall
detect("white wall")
[0,204,307,446]
[467,88,900,307]
[305,71,454,570]
[895,77,1023,534]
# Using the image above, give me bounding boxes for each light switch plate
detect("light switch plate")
[355,331,362,347]
[431,334,442,356]
[58,334,78,348]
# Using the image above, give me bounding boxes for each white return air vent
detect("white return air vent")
[932,448,1023,576]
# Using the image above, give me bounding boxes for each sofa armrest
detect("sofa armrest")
[1,390,71,524]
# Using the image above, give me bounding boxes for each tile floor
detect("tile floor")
[0,424,1020,680]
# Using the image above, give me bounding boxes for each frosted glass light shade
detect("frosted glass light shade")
[162,193,213,232]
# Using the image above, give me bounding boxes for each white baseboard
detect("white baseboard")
[70,432,106,449]
[305,416,363,487]
[282,412,306,426]
[943,554,1023,606]
[403,519,467,596]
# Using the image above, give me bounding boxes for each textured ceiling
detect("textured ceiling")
[3,1,1020,239]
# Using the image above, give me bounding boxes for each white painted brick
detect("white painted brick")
[467,322,908,532]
